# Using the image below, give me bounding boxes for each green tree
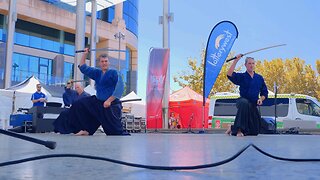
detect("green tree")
[256,58,282,93]
[174,48,238,97]
[256,57,320,99]
[175,49,320,100]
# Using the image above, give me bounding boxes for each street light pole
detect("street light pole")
[12,63,18,82]
[114,32,125,71]
[160,0,173,129]
[90,0,97,86]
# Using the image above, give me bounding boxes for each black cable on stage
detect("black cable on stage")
[1,143,320,170]
[251,144,320,162]
[0,144,250,170]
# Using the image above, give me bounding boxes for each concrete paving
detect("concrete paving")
[1,132,320,180]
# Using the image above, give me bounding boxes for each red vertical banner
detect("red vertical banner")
[146,48,169,129]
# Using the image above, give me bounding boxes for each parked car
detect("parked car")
[209,93,320,129]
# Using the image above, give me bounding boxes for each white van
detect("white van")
[209,93,320,129]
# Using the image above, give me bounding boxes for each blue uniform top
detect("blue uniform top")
[31,91,47,107]
[63,88,77,107]
[79,64,124,101]
[74,91,91,102]
[227,71,268,103]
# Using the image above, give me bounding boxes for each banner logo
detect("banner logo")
[209,30,234,66]
[203,21,238,103]
[215,34,225,49]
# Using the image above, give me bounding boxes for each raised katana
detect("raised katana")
[226,44,286,62]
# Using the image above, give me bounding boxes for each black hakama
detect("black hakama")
[231,97,260,136]
[53,96,126,135]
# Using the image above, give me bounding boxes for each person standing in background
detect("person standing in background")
[31,83,47,107]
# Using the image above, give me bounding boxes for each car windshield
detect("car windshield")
[296,98,320,117]
[213,98,289,117]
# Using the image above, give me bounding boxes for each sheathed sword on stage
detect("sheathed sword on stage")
[71,80,88,83]
[226,44,286,62]
[120,99,142,103]
[75,48,126,53]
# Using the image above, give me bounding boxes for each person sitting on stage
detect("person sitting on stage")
[62,80,77,107]
[53,48,127,136]
[225,55,268,136]
[169,112,176,129]
[74,82,90,102]
[31,84,47,107]
[169,112,181,129]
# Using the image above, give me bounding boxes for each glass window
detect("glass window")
[47,60,53,84]
[19,54,29,81]
[39,65,48,83]
[64,32,75,56]
[15,31,30,46]
[39,58,47,66]
[15,19,61,52]
[18,54,29,72]
[12,53,53,85]
[296,98,320,117]
[42,38,54,51]
[39,58,49,84]
[259,98,289,117]
[123,2,129,12]
[0,14,4,26]
[213,98,289,117]
[131,7,138,21]
[214,99,238,116]
[42,34,60,53]
[125,47,131,70]
[53,41,62,53]
[12,53,20,82]
[64,32,75,42]
[123,0,138,36]
[0,29,3,41]
[63,62,74,82]
[29,56,39,75]
[97,10,102,19]
[48,60,52,74]
[130,0,138,8]
[64,43,75,56]
[107,7,115,23]
[29,33,42,49]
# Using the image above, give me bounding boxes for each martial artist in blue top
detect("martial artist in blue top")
[226,55,268,136]
[31,84,47,107]
[62,80,77,107]
[74,82,90,102]
[53,48,126,136]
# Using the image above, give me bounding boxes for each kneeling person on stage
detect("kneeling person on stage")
[225,55,268,136]
[53,48,126,136]
[74,82,90,101]
[62,80,77,107]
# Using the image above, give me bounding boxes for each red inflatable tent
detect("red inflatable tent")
[169,87,209,129]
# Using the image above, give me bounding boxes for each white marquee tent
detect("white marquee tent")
[121,91,146,118]
[84,85,146,118]
[84,84,96,96]
[7,76,52,95]
[0,76,63,129]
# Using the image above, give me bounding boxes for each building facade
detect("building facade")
[0,0,138,94]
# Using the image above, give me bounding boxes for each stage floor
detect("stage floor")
[1,132,320,179]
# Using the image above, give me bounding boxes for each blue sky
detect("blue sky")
[137,0,320,99]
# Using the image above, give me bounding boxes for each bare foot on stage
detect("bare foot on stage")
[75,130,89,136]
[236,130,244,137]
[225,126,231,135]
